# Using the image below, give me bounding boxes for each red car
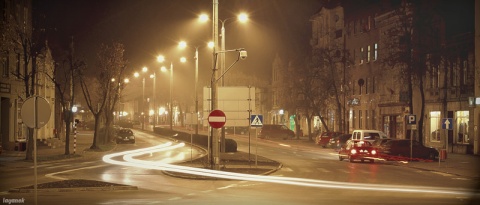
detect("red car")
[315,132,342,148]
[338,140,378,163]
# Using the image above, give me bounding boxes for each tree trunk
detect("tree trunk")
[418,75,426,144]
[25,128,34,160]
[90,115,101,150]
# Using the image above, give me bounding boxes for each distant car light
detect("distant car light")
[350,149,357,154]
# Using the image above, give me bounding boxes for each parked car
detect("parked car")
[378,139,438,160]
[259,124,295,140]
[372,138,393,147]
[338,140,378,163]
[315,132,343,147]
[117,120,133,128]
[116,128,136,144]
[327,133,352,150]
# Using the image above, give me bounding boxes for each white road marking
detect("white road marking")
[45,164,106,180]
[316,168,331,173]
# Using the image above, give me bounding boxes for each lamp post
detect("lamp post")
[134,66,148,130]
[219,13,248,86]
[150,73,156,129]
[179,41,214,135]
[158,55,174,130]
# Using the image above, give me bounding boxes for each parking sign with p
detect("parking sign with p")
[406,114,416,125]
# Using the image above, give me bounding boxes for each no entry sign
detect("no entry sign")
[208,109,226,129]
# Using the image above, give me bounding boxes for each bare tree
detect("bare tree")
[79,42,127,149]
[380,0,444,143]
[44,38,84,155]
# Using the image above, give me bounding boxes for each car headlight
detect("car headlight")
[129,136,135,139]
[371,150,377,155]
[350,149,357,154]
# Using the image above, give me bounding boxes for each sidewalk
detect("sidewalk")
[0,130,107,168]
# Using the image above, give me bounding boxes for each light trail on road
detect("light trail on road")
[102,143,478,197]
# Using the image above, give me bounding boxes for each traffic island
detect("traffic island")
[163,151,282,180]
[9,179,138,193]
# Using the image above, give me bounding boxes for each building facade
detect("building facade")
[307,0,477,154]
[1,0,56,151]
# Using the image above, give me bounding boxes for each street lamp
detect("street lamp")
[149,73,156,128]
[219,13,248,86]
[134,66,148,130]
[158,55,175,130]
[178,40,214,135]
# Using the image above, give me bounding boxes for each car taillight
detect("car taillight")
[350,149,357,154]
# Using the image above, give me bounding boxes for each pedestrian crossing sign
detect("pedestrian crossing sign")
[250,115,263,127]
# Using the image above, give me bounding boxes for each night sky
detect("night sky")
[32,0,474,99]
[33,0,324,88]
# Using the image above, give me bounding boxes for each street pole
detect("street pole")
[195,48,199,135]
[220,20,226,153]
[169,62,173,130]
[212,0,220,169]
[152,73,156,129]
[142,77,145,130]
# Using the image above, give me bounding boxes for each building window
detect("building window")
[351,80,355,96]
[2,55,9,77]
[430,65,439,88]
[371,110,376,130]
[374,43,378,61]
[456,111,469,144]
[359,110,363,129]
[350,109,355,129]
[462,60,468,85]
[372,77,376,93]
[451,62,459,87]
[367,45,371,62]
[360,47,364,64]
[365,110,369,128]
[429,111,441,142]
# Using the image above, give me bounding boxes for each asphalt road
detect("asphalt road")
[0,130,477,205]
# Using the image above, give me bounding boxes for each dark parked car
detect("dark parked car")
[339,140,378,163]
[117,120,133,128]
[116,128,136,144]
[378,139,438,160]
[327,133,351,150]
[315,132,343,147]
[259,124,295,140]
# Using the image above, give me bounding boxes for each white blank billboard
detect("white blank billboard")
[203,86,256,127]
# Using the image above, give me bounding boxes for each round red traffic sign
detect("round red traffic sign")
[208,109,226,129]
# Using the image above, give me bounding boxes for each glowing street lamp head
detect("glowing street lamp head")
[150,74,155,78]
[161,66,168,72]
[142,67,148,72]
[111,78,116,82]
[180,57,186,63]
[199,14,209,23]
[208,41,214,48]
[124,78,130,83]
[238,13,248,23]
[157,55,165,63]
[134,72,139,78]
[178,41,187,49]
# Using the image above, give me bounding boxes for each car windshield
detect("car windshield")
[118,129,133,136]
